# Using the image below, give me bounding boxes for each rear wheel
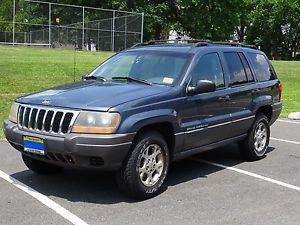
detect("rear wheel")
[22,154,63,174]
[239,113,270,161]
[116,131,170,199]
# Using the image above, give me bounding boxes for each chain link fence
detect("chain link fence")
[0,0,144,51]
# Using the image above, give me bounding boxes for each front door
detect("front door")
[182,52,232,150]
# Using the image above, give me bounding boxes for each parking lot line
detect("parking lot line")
[277,119,300,124]
[0,169,88,225]
[270,137,300,145]
[190,158,300,192]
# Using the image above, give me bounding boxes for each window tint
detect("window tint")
[191,53,224,88]
[224,52,248,86]
[248,53,275,82]
[238,52,254,82]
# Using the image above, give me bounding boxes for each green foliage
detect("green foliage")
[0,0,299,58]
[246,0,300,60]
[179,0,240,40]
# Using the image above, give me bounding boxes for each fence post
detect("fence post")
[124,14,127,49]
[49,3,51,48]
[82,6,85,50]
[141,13,144,43]
[97,22,100,50]
[12,0,16,45]
[111,10,115,52]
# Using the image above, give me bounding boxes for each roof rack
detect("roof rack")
[211,41,257,49]
[131,39,257,50]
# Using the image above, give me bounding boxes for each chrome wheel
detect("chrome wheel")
[254,121,267,153]
[138,144,164,187]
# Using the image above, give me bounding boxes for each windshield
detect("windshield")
[89,51,191,85]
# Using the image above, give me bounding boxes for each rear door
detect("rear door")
[221,51,256,137]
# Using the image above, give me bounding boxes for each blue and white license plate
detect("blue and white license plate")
[23,136,45,155]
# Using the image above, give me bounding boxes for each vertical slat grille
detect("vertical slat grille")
[23,108,31,128]
[37,110,46,130]
[18,106,25,126]
[61,113,73,133]
[44,111,54,132]
[52,112,63,133]
[18,105,75,135]
[29,108,38,129]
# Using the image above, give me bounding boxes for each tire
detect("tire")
[239,113,270,161]
[116,131,170,200]
[22,154,63,174]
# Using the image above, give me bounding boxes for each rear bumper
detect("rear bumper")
[270,102,282,125]
[3,120,135,171]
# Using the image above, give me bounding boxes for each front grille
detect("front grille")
[18,105,79,135]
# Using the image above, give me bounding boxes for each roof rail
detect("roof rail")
[211,41,257,49]
[131,39,195,48]
[131,39,257,49]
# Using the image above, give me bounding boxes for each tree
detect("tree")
[245,0,300,59]
[179,0,240,41]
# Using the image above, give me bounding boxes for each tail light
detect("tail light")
[278,82,282,101]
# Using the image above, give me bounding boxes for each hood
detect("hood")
[17,81,171,111]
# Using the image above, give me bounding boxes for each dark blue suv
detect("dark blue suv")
[4,41,282,199]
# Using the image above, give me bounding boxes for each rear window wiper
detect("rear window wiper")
[111,76,152,85]
[83,75,106,81]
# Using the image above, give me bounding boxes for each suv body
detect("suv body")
[4,42,282,198]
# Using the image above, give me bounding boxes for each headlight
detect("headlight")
[9,102,20,123]
[71,111,121,134]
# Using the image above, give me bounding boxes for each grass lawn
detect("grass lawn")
[0,45,299,139]
[272,61,300,117]
[0,45,113,139]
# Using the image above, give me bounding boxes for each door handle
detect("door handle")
[251,89,260,94]
[218,95,230,102]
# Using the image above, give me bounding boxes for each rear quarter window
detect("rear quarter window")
[248,53,276,82]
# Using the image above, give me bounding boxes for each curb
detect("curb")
[288,112,300,120]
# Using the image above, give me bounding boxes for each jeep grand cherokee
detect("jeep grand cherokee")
[4,41,282,199]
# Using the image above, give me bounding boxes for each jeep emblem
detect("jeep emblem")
[42,99,51,105]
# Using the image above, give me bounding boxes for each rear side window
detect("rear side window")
[224,52,248,86]
[190,53,225,88]
[238,53,254,83]
[248,53,276,82]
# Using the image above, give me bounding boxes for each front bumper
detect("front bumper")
[3,120,135,171]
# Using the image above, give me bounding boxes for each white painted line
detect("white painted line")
[270,137,300,145]
[191,158,300,192]
[0,170,88,225]
[277,119,300,124]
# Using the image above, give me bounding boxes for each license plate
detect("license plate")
[23,136,45,155]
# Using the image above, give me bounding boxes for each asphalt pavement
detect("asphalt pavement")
[0,119,299,225]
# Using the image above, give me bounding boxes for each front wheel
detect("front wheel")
[239,113,270,161]
[116,131,170,199]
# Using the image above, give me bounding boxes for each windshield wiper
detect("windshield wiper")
[83,75,106,81]
[111,76,152,85]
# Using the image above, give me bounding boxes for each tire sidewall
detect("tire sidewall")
[133,134,170,196]
[251,115,270,157]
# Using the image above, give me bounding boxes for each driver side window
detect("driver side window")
[190,53,225,88]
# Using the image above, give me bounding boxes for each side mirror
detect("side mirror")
[187,80,216,95]
[82,74,88,80]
